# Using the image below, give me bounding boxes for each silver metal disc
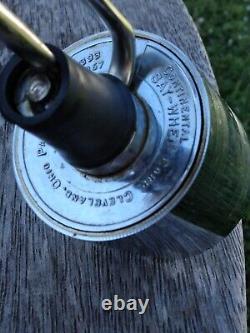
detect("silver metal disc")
[13,31,209,241]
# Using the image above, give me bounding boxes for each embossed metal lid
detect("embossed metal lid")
[13,31,209,240]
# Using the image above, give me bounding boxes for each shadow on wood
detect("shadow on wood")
[0,0,247,332]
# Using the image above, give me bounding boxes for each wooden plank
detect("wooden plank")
[0,0,246,332]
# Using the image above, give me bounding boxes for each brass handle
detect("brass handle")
[0,1,135,85]
[87,0,135,86]
[0,2,55,68]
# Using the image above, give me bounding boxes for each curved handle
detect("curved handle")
[87,0,135,85]
[0,1,135,85]
[0,1,138,172]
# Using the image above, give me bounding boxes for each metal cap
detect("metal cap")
[12,31,209,241]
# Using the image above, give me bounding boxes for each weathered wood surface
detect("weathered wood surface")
[0,0,246,332]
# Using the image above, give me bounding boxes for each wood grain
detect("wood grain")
[0,0,246,332]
